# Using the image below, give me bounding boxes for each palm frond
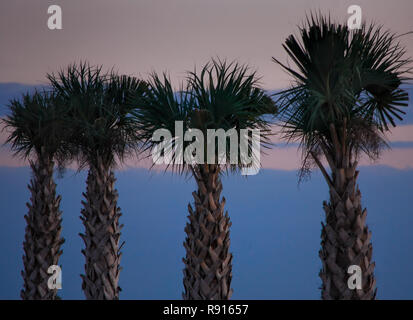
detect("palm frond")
[3,89,70,161]
[48,62,147,168]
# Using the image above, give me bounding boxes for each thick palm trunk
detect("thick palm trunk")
[80,155,123,300]
[316,124,376,300]
[21,151,64,300]
[183,164,233,300]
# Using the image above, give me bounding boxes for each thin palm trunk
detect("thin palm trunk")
[21,149,64,300]
[80,155,123,300]
[183,164,233,300]
[316,124,376,300]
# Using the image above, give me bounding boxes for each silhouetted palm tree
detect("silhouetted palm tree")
[48,63,147,299]
[133,59,275,299]
[273,14,411,299]
[4,90,68,299]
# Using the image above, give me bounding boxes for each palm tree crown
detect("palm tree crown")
[274,15,411,177]
[4,90,68,161]
[48,62,147,168]
[133,59,276,172]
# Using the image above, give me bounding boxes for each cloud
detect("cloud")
[261,145,413,171]
[387,125,413,143]
[0,147,26,167]
[262,124,413,170]
[1,119,413,171]
[268,124,413,144]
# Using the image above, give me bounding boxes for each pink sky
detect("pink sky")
[1,121,413,170]
[1,0,412,89]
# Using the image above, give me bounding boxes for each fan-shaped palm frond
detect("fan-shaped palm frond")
[3,89,70,162]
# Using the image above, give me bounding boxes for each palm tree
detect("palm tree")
[273,15,411,299]
[3,90,67,299]
[48,63,147,299]
[133,59,275,300]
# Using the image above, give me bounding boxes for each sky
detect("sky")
[1,0,413,89]
[0,0,413,299]
[1,167,413,299]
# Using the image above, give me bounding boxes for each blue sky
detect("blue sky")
[1,166,413,299]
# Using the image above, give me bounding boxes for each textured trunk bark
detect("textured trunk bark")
[21,150,64,300]
[183,164,233,300]
[317,123,376,300]
[80,155,123,300]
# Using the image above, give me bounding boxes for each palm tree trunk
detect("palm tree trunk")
[21,150,64,300]
[317,124,376,300]
[183,164,233,300]
[80,155,123,300]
